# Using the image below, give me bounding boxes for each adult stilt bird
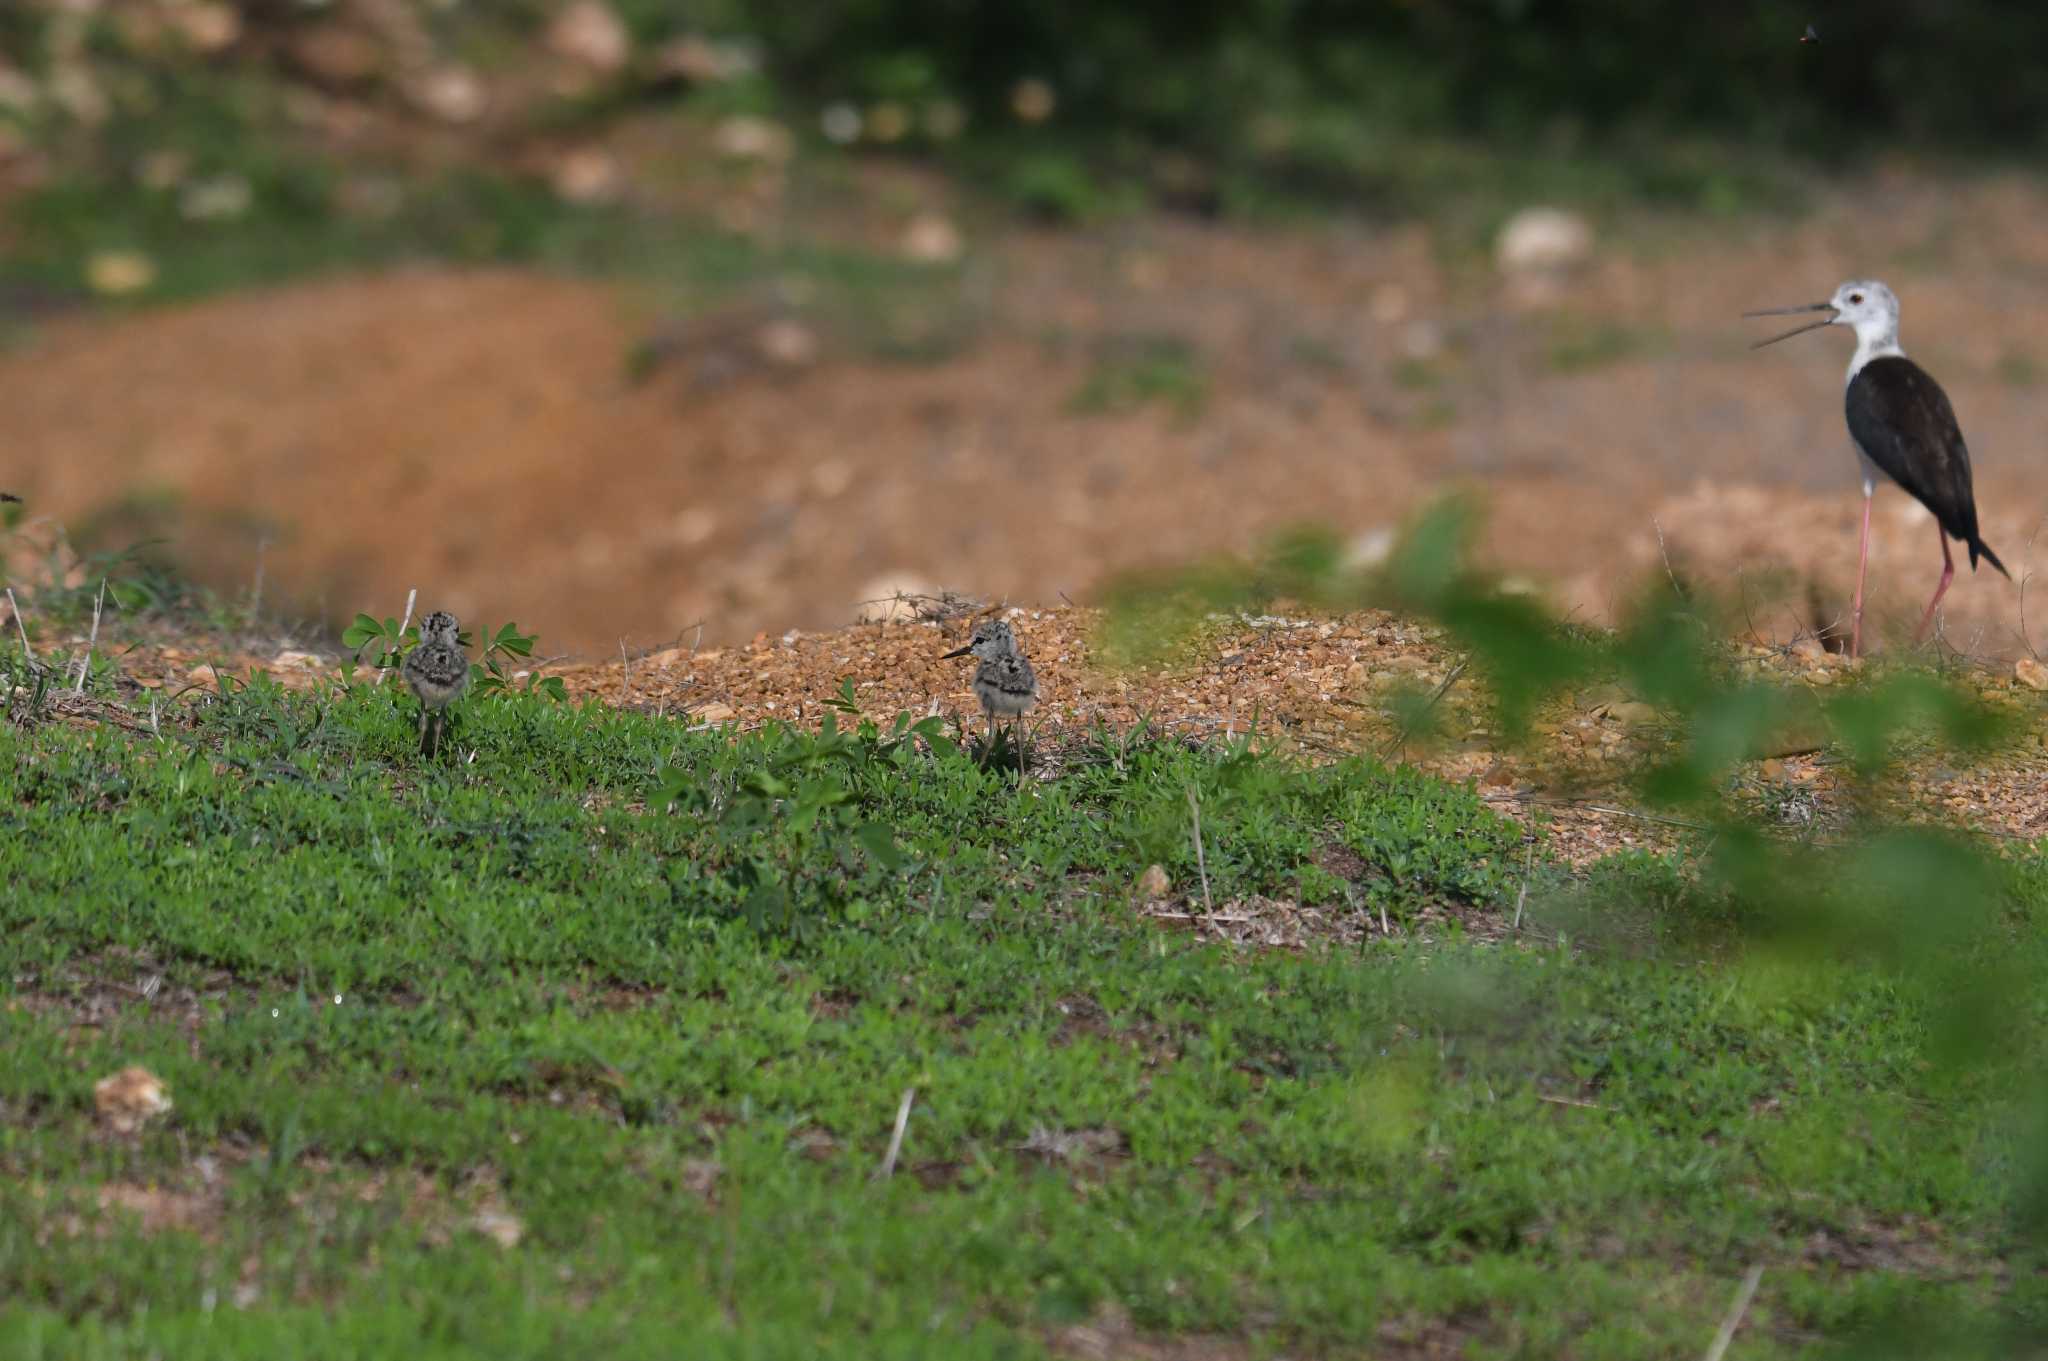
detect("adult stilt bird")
[1746,279,2007,658]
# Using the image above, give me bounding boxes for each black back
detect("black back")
[1845,356,2008,577]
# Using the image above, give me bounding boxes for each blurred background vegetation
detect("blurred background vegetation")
[6,0,2048,303]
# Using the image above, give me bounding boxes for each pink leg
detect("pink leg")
[1850,490,1873,659]
[1912,519,1956,645]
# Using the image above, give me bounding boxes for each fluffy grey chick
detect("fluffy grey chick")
[403,610,470,759]
[942,617,1037,747]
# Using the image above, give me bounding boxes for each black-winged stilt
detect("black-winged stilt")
[1746,279,2007,658]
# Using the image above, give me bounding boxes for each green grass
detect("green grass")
[3,161,609,305]
[0,1,1827,338]
[0,59,982,364]
[1543,315,1669,375]
[1997,348,2041,388]
[1066,336,1208,421]
[4,152,980,355]
[3,666,2046,1357]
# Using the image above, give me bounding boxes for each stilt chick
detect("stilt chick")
[403,610,470,759]
[941,617,1037,767]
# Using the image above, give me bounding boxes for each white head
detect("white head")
[1826,280,1899,341]
[1746,278,1902,357]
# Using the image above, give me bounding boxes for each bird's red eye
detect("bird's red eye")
[1849,293,1864,304]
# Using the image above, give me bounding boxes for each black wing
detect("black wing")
[1846,357,1981,542]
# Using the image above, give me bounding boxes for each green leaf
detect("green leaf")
[745,771,791,799]
[341,614,383,650]
[652,765,694,810]
[743,880,789,934]
[854,821,904,870]
[824,678,861,714]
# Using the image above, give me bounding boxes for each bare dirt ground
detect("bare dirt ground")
[7,170,2048,661]
[47,595,2048,880]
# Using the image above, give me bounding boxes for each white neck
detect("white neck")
[1846,317,1903,383]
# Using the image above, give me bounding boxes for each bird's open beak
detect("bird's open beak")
[940,644,972,659]
[1743,301,1838,348]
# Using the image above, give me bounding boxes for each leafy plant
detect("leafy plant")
[341,612,416,671]
[651,683,946,940]
[467,620,567,703]
[1067,335,1208,420]
[340,613,565,703]
[198,667,334,770]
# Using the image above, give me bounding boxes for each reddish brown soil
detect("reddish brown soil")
[7,172,2048,659]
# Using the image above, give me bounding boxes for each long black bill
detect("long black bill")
[941,644,972,659]
[1743,301,1837,349]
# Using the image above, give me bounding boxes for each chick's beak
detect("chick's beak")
[941,644,972,659]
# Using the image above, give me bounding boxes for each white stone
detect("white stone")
[820,102,862,144]
[411,66,487,123]
[172,2,240,53]
[755,319,818,367]
[551,147,623,204]
[179,175,252,222]
[1495,207,1594,275]
[1368,283,1408,325]
[547,1,630,73]
[1344,527,1396,571]
[900,213,963,265]
[713,115,793,163]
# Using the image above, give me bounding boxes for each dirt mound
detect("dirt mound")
[65,597,2048,872]
[1,262,1434,654]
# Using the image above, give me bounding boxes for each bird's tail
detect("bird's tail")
[1970,537,2011,581]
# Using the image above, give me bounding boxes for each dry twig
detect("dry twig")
[1701,1265,1764,1361]
[1511,839,1534,932]
[2019,515,2045,660]
[376,588,418,685]
[1187,785,1215,919]
[249,534,269,624]
[875,1087,916,1180]
[6,586,30,663]
[1536,1093,1606,1111]
[74,578,105,695]
[1379,660,1468,760]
